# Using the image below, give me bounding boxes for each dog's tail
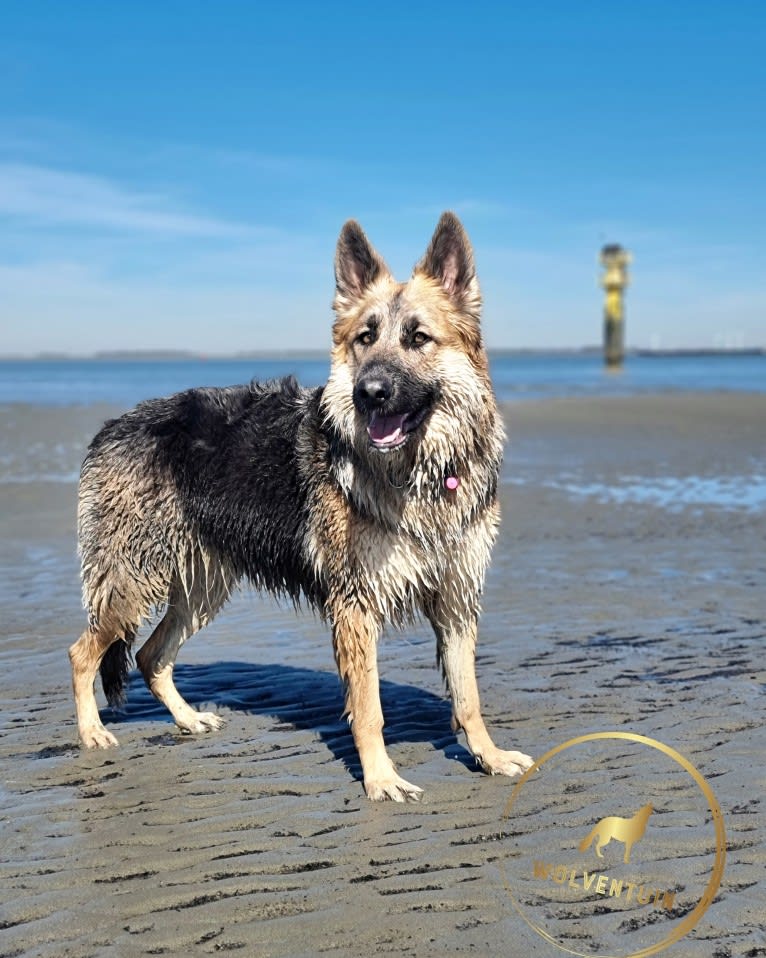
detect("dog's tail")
[99,632,135,708]
[579,827,597,853]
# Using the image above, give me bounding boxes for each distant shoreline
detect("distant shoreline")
[1,347,763,362]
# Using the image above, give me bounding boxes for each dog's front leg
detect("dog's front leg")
[333,605,423,802]
[430,606,534,779]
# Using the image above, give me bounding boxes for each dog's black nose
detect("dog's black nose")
[354,372,393,409]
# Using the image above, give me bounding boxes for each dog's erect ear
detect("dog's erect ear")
[416,212,481,314]
[334,220,389,307]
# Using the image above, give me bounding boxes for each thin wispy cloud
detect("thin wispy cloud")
[0,163,255,238]
[0,259,328,355]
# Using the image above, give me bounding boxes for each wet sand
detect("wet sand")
[1,393,764,957]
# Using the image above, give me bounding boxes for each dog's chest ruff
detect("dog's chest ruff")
[307,458,498,624]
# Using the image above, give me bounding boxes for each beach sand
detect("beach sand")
[1,393,764,957]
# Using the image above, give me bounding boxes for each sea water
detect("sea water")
[0,352,764,407]
[1,353,764,509]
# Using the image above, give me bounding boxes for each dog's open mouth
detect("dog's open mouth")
[367,408,429,450]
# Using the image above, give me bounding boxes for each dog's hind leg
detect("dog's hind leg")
[429,605,534,779]
[69,627,121,748]
[334,605,423,802]
[135,600,224,735]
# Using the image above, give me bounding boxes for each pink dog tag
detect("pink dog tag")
[445,475,460,491]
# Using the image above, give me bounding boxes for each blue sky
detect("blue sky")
[1,1,764,354]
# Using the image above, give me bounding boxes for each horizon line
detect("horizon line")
[1,346,764,362]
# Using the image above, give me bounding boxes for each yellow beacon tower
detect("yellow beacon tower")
[600,244,631,368]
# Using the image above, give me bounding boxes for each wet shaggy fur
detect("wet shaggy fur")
[70,212,534,801]
[81,379,325,702]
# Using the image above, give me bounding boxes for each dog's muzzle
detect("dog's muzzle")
[353,364,435,451]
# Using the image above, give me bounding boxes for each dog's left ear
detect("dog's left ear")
[334,220,389,311]
[415,212,481,319]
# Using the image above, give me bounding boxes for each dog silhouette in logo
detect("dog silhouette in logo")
[579,803,653,864]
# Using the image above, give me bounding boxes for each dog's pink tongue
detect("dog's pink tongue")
[368,412,407,445]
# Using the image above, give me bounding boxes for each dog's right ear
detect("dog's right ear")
[334,221,389,309]
[416,212,481,314]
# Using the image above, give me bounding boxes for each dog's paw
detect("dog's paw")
[364,774,424,803]
[80,723,119,749]
[477,747,534,779]
[177,711,225,735]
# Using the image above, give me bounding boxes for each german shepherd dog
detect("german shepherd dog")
[69,212,534,801]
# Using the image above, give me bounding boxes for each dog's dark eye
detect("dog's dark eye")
[357,329,376,346]
[411,331,430,347]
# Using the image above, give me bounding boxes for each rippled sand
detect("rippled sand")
[1,393,764,956]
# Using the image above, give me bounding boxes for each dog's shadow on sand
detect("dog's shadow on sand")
[108,661,475,781]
